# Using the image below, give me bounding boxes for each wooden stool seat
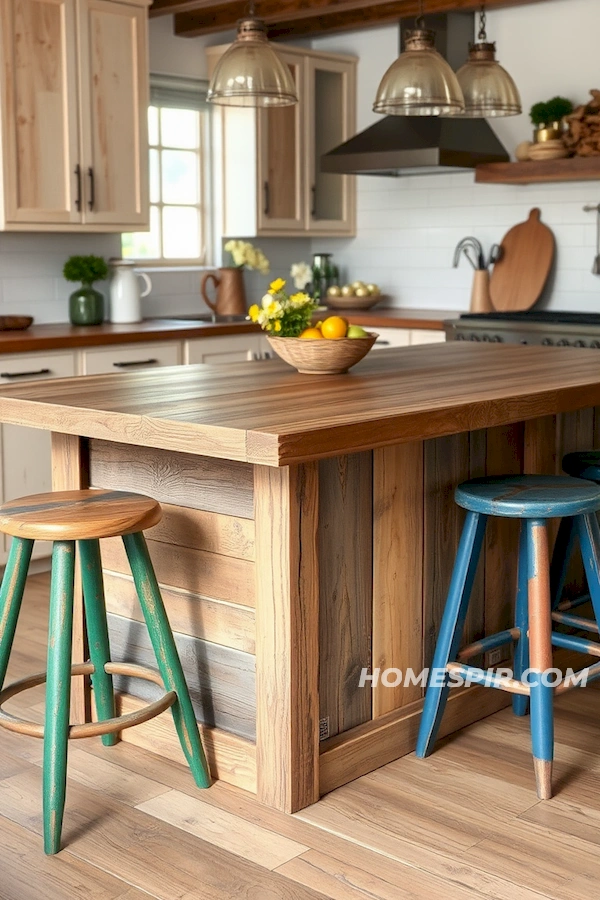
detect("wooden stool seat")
[417,473,600,802]
[0,489,161,540]
[455,474,600,518]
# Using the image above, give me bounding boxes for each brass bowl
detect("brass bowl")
[266,332,378,375]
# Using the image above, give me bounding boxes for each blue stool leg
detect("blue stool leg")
[550,516,577,610]
[79,539,117,748]
[43,540,75,854]
[0,537,34,690]
[512,522,530,717]
[574,513,600,628]
[416,511,487,759]
[526,519,554,800]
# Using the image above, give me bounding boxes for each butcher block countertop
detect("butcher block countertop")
[0,308,455,354]
[0,343,599,466]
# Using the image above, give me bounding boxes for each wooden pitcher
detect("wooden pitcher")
[201,267,247,316]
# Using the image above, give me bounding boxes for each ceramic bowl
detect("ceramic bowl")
[266,332,378,375]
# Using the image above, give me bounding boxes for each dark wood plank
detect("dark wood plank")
[107,613,256,740]
[319,453,373,738]
[476,156,600,185]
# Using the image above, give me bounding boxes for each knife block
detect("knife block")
[470,270,494,314]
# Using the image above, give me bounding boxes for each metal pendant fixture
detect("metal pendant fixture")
[456,4,522,117]
[373,0,464,117]
[207,2,298,108]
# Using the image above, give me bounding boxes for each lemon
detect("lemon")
[321,316,348,340]
[299,327,324,340]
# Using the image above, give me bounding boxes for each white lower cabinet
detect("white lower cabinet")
[186,335,263,365]
[0,351,76,563]
[81,341,181,375]
[371,326,446,348]
[410,329,446,345]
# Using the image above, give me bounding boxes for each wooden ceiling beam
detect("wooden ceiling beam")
[173,0,549,38]
[150,0,236,20]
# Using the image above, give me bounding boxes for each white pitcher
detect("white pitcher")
[109,259,152,324]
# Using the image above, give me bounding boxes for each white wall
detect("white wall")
[310,0,600,312]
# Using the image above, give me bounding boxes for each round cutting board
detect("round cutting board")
[489,208,555,312]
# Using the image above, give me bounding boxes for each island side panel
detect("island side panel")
[254,463,320,813]
[88,439,257,792]
[319,453,373,739]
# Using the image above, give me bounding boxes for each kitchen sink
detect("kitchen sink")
[151,313,249,323]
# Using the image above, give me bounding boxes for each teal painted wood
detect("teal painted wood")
[575,513,600,631]
[512,524,530,717]
[525,520,554,800]
[79,539,117,748]
[455,475,600,519]
[121,531,210,789]
[0,537,33,690]
[563,450,600,482]
[415,511,487,759]
[549,517,577,610]
[43,540,75,855]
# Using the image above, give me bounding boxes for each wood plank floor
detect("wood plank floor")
[1,574,599,899]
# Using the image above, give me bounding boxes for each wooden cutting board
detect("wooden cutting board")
[490,208,555,312]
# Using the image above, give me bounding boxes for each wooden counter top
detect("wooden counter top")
[1,343,599,466]
[0,309,455,354]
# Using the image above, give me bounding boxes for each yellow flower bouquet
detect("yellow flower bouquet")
[224,240,270,274]
[248,279,319,337]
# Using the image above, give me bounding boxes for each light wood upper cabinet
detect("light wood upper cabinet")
[0,0,149,231]
[209,44,356,239]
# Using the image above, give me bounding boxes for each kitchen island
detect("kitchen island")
[0,343,599,812]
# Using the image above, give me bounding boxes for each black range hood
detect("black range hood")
[322,13,510,177]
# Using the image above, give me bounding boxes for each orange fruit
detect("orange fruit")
[321,316,348,340]
[299,327,324,340]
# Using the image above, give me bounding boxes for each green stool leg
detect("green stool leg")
[43,540,75,855]
[122,531,210,789]
[79,539,117,748]
[0,537,34,690]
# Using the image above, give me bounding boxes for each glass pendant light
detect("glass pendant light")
[373,0,464,116]
[456,4,522,117]
[207,2,298,108]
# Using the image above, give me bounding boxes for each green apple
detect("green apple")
[347,325,369,339]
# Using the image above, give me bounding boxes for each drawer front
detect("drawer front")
[0,351,76,384]
[371,327,411,350]
[186,335,262,365]
[82,341,181,375]
[410,329,446,345]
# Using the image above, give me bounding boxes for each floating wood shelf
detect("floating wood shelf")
[476,156,600,185]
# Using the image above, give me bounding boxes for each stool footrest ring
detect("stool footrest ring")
[0,662,176,739]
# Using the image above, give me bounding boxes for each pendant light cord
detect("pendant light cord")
[478,3,488,42]
[416,0,425,29]
[246,0,256,16]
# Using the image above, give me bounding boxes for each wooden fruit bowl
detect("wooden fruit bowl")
[266,332,378,375]
[325,294,383,311]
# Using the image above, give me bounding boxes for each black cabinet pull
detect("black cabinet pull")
[1,368,51,379]
[74,165,82,212]
[311,184,317,218]
[264,181,270,216]
[113,359,158,368]
[88,167,95,210]
[375,340,391,346]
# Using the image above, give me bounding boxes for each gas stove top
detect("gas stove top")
[446,310,600,347]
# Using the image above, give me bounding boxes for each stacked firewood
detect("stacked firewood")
[564,90,600,156]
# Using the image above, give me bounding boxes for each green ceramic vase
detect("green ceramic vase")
[69,284,105,326]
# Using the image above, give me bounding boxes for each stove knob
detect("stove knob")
[481,334,490,342]
[491,335,503,342]
[520,340,529,345]
[542,338,554,346]
[591,341,600,349]
[456,333,466,341]
[470,334,481,341]
[574,340,587,347]
[557,339,570,346]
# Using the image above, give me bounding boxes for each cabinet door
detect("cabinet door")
[77,0,149,228]
[0,0,81,226]
[370,327,411,350]
[81,341,181,375]
[410,329,446,346]
[306,56,356,236]
[186,335,262,365]
[257,50,305,234]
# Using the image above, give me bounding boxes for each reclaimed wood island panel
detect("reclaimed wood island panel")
[1,343,600,812]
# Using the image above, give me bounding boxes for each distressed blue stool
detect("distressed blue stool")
[416,474,600,800]
[0,489,210,855]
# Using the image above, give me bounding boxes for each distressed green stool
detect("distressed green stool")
[416,474,600,800]
[0,489,210,855]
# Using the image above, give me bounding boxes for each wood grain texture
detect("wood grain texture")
[319,453,372,738]
[373,442,423,715]
[4,344,600,465]
[50,433,90,725]
[147,502,255,560]
[90,439,254,516]
[104,571,255,653]
[476,155,600,184]
[255,463,320,812]
[107,612,256,740]
[423,433,470,668]
[490,209,555,313]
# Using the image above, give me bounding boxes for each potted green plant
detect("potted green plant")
[530,96,573,143]
[63,255,109,326]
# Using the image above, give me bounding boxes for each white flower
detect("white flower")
[291,261,312,290]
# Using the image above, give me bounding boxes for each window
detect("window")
[122,76,211,265]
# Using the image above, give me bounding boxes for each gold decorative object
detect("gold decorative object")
[564,90,600,157]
